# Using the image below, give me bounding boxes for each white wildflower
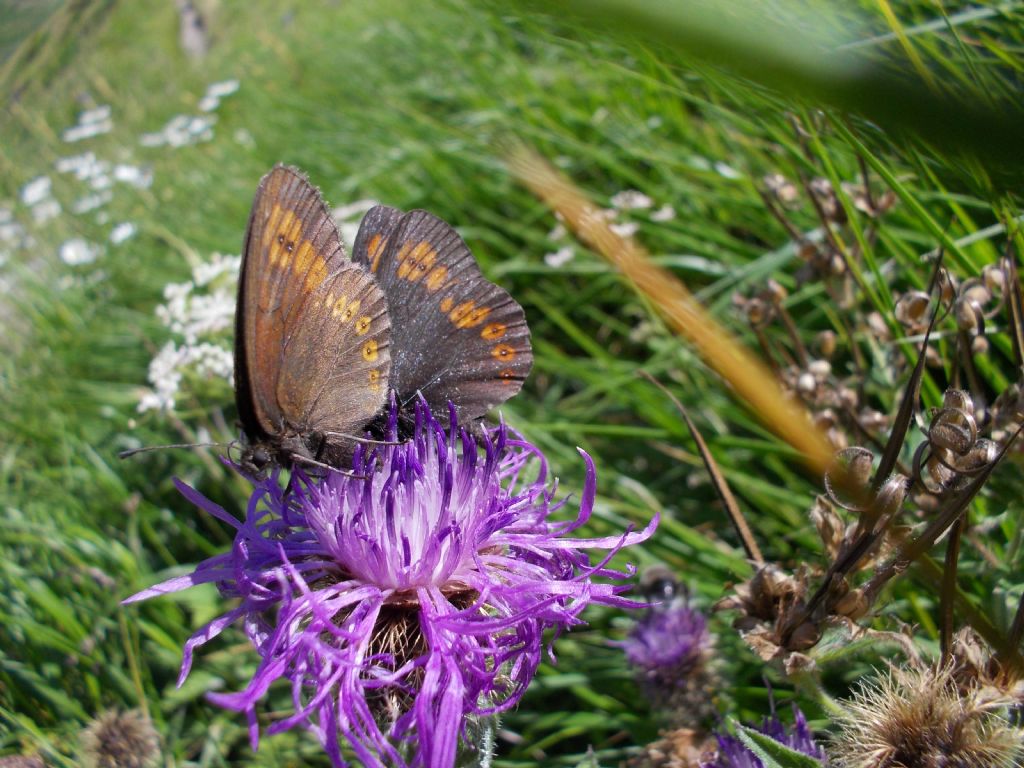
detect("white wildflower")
[544,246,575,268]
[610,221,639,238]
[62,106,113,143]
[198,80,240,112]
[110,222,137,244]
[651,205,676,222]
[113,164,153,188]
[72,190,113,214]
[32,199,62,223]
[714,161,742,180]
[610,190,653,211]
[140,114,216,148]
[547,222,567,241]
[60,238,101,266]
[21,176,52,206]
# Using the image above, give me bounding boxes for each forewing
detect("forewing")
[235,164,360,440]
[276,262,391,437]
[353,208,532,421]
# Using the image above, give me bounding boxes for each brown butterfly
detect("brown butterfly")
[235,165,532,473]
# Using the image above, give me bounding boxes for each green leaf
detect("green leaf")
[735,723,824,768]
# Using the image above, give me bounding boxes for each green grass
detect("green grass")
[1,0,1022,765]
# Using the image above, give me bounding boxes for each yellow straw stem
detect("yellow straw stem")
[509,146,835,477]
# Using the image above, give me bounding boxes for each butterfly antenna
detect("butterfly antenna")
[320,431,403,447]
[118,442,227,459]
[289,453,368,480]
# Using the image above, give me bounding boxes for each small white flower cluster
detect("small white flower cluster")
[141,79,239,148]
[62,105,113,143]
[139,252,240,412]
[140,114,216,148]
[59,238,101,266]
[21,176,61,223]
[56,152,153,217]
[542,189,677,267]
[198,79,240,112]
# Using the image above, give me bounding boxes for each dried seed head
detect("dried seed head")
[816,330,838,359]
[830,662,1024,768]
[943,389,974,414]
[809,177,845,223]
[788,621,823,650]
[894,291,932,331]
[955,296,984,333]
[797,371,817,395]
[810,496,846,559]
[825,447,875,510]
[80,710,161,768]
[766,279,788,303]
[937,267,959,305]
[834,588,868,619]
[808,359,832,380]
[763,173,800,206]
[982,263,1005,294]
[874,475,908,521]
[626,726,713,768]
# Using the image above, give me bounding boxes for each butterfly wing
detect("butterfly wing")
[235,165,390,457]
[352,206,532,422]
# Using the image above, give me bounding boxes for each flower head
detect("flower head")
[702,706,825,768]
[829,662,1024,768]
[126,399,656,767]
[79,709,161,768]
[622,567,716,729]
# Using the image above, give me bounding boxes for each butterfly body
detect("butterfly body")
[235,165,531,472]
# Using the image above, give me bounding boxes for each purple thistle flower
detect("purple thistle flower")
[620,577,717,729]
[623,594,709,676]
[125,399,657,768]
[702,705,826,767]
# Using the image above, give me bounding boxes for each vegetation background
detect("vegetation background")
[1,0,1021,765]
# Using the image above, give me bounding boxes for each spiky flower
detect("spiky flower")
[126,400,656,768]
[829,662,1024,768]
[702,706,826,767]
[622,570,716,728]
[79,709,161,768]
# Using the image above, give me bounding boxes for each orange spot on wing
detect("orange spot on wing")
[368,368,382,392]
[362,339,379,362]
[355,316,372,335]
[450,301,491,329]
[498,368,517,383]
[295,240,327,291]
[265,206,304,268]
[492,343,516,360]
[440,297,454,313]
[368,233,387,273]
[332,294,348,317]
[425,265,448,292]
[396,240,438,283]
[481,322,506,340]
[341,299,362,322]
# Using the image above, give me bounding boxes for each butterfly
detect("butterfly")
[235,164,532,473]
